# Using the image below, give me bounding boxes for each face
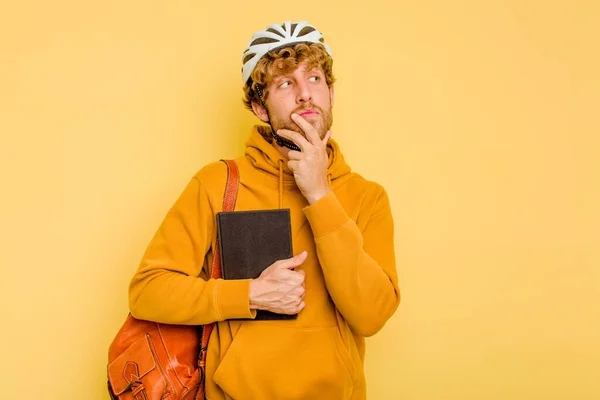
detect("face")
[254,62,334,140]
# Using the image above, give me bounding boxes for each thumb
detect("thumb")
[280,251,307,269]
[322,130,332,146]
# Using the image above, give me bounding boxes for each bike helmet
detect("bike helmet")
[241,20,332,85]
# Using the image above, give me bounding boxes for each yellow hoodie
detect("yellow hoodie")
[129,125,400,400]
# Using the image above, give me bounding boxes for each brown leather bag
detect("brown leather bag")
[107,159,240,400]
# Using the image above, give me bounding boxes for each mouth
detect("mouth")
[296,109,319,118]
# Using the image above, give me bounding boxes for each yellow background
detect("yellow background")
[1,1,598,399]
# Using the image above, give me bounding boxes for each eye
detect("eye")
[308,76,320,83]
[279,81,292,88]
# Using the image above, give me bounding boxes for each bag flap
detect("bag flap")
[108,334,159,395]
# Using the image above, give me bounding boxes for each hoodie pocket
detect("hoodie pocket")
[213,323,356,400]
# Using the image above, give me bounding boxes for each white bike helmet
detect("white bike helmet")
[241,21,332,85]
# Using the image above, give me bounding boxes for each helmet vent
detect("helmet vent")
[243,53,255,64]
[250,37,280,46]
[297,26,316,37]
[266,28,285,38]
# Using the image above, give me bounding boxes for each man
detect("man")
[129,20,400,399]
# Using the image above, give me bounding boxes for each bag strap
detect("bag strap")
[195,159,239,400]
[210,159,239,281]
[221,159,240,217]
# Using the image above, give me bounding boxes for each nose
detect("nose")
[296,80,312,103]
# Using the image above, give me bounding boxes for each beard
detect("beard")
[269,103,333,140]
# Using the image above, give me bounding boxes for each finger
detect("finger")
[287,150,303,160]
[290,286,304,297]
[289,290,304,303]
[278,251,307,269]
[287,160,300,172]
[292,270,305,285]
[322,130,332,146]
[277,129,310,152]
[296,284,305,295]
[298,286,306,299]
[291,113,321,146]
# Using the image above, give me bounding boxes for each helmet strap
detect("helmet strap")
[256,86,301,152]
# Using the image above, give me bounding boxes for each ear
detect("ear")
[329,85,335,107]
[251,102,269,123]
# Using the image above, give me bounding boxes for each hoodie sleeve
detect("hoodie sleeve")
[128,176,256,325]
[302,188,400,337]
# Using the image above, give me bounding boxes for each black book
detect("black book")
[215,208,297,320]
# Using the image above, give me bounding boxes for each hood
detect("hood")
[244,125,351,207]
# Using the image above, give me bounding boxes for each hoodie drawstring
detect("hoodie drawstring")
[278,159,284,208]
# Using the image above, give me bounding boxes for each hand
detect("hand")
[249,251,307,315]
[277,113,332,204]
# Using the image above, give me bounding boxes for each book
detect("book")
[215,208,297,320]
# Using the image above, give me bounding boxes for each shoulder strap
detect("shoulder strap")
[209,159,239,280]
[221,159,239,213]
[196,159,239,400]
